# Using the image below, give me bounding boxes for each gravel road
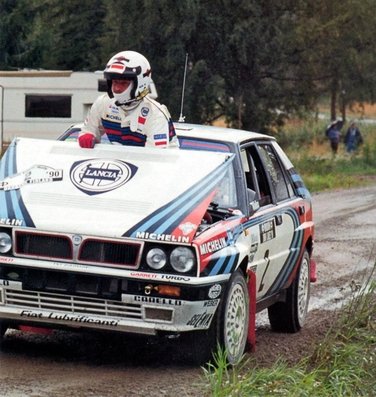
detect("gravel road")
[1,184,375,397]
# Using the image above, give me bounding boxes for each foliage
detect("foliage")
[276,120,376,192]
[2,0,376,129]
[202,271,376,396]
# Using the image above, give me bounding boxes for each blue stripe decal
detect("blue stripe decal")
[267,208,303,294]
[223,251,238,274]
[208,256,227,276]
[0,145,9,219]
[0,140,35,227]
[154,165,229,234]
[125,155,234,237]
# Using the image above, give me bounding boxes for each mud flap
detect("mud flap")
[247,270,256,352]
[310,258,317,282]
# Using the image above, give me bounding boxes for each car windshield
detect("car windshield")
[211,165,238,209]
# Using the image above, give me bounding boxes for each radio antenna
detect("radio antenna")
[178,53,189,123]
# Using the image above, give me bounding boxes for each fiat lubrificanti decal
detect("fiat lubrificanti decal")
[70,159,138,195]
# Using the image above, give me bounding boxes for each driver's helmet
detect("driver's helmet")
[104,50,152,106]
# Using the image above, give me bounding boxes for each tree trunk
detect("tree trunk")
[330,79,338,121]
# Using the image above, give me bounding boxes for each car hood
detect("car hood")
[0,138,234,243]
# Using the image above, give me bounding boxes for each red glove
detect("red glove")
[78,133,95,148]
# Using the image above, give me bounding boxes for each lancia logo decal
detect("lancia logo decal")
[70,159,137,195]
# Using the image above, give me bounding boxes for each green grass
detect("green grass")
[202,269,376,396]
[279,121,376,192]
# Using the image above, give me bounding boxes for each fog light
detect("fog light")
[0,232,12,254]
[156,285,181,297]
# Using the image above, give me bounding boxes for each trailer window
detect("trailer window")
[25,95,72,118]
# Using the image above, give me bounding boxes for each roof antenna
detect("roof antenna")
[178,53,189,123]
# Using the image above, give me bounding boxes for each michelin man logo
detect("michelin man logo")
[70,159,137,195]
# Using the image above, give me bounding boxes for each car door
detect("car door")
[240,142,298,299]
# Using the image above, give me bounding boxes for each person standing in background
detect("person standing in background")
[344,121,363,153]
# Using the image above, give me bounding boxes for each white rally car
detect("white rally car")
[0,123,315,364]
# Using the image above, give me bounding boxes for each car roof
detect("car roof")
[174,122,275,145]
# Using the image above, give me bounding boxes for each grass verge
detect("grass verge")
[202,267,376,396]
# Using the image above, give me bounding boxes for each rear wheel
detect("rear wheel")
[268,250,310,333]
[183,271,249,365]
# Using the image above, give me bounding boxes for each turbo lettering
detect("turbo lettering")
[135,231,190,243]
[160,275,190,282]
[200,237,227,255]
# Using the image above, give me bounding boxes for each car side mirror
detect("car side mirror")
[247,189,260,213]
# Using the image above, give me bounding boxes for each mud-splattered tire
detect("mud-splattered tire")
[183,271,249,365]
[268,250,311,333]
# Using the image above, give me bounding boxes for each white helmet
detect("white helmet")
[104,51,152,106]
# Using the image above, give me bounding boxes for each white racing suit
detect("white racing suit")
[80,94,178,148]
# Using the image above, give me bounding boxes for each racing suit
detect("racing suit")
[80,94,178,148]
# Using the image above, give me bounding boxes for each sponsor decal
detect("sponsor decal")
[0,165,63,191]
[203,300,218,307]
[20,310,119,326]
[130,272,158,279]
[153,133,167,146]
[0,218,23,226]
[208,284,222,299]
[138,116,146,125]
[160,275,191,282]
[200,237,227,255]
[259,219,276,243]
[141,107,149,117]
[178,222,197,236]
[249,242,259,262]
[186,311,213,328]
[70,158,137,195]
[134,296,182,306]
[0,257,14,263]
[135,231,190,243]
[226,229,235,245]
[109,104,120,113]
[106,114,121,121]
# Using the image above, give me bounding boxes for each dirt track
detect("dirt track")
[1,184,375,397]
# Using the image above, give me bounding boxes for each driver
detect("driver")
[78,50,178,148]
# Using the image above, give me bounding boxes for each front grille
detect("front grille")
[5,289,142,319]
[13,230,141,268]
[15,231,73,259]
[79,239,140,266]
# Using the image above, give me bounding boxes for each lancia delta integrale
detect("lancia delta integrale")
[0,123,315,364]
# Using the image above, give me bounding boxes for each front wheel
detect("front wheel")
[268,250,311,333]
[183,271,249,365]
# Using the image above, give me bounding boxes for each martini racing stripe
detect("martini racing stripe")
[266,207,303,294]
[200,247,239,276]
[239,207,303,295]
[0,140,35,227]
[124,156,234,238]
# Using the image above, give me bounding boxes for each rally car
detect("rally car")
[0,123,315,364]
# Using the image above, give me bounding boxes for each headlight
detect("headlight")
[146,248,167,270]
[170,247,195,273]
[0,232,12,254]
